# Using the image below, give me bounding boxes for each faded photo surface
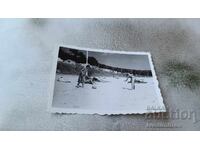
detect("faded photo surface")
[50,46,165,114]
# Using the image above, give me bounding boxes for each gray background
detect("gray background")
[0,19,200,130]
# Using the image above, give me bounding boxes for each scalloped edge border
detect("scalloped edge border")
[47,44,166,115]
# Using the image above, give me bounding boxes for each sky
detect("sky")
[88,51,151,70]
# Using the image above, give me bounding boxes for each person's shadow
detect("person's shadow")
[122,87,134,90]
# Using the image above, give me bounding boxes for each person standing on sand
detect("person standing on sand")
[125,73,136,90]
[76,65,93,88]
[76,68,87,88]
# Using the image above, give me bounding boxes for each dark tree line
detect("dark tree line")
[59,47,86,63]
[59,47,152,77]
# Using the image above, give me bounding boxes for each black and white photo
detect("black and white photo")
[49,46,166,114]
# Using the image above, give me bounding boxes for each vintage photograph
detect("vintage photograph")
[1,18,200,130]
[50,46,166,114]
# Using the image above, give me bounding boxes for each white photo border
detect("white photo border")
[47,44,166,115]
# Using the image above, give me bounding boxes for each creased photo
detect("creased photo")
[49,46,166,115]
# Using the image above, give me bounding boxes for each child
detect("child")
[125,73,136,90]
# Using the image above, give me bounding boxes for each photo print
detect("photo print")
[49,46,166,115]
